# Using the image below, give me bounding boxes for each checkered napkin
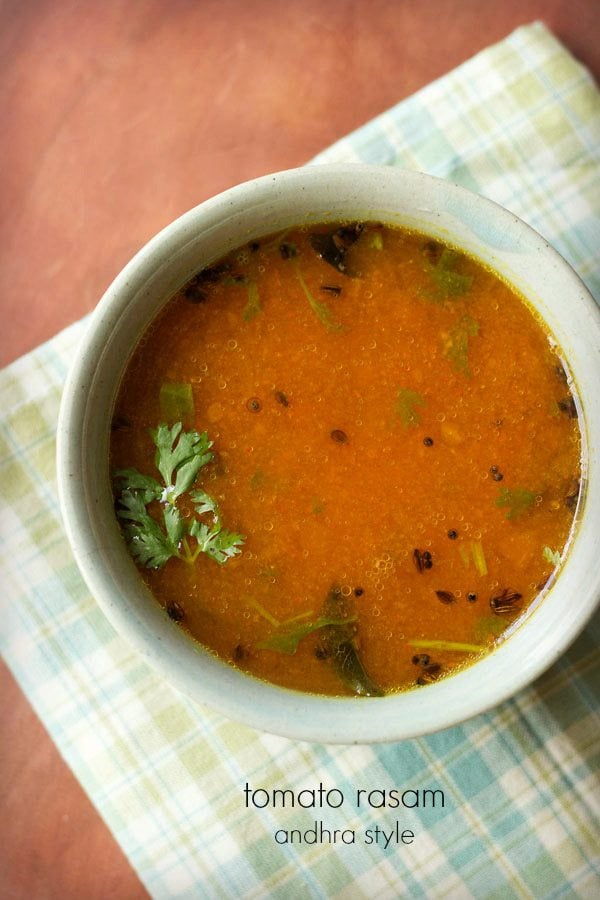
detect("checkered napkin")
[2,22,599,899]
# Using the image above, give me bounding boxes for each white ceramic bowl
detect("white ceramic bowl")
[57,165,600,743]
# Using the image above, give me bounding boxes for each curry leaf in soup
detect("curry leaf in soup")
[320,586,384,697]
[496,486,537,520]
[258,615,358,655]
[396,388,425,428]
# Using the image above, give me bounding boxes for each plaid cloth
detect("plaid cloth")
[2,21,599,900]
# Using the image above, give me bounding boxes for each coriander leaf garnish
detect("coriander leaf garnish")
[542,546,561,566]
[396,388,425,428]
[190,489,219,518]
[188,519,246,565]
[113,468,162,502]
[496,486,537,520]
[117,490,181,569]
[114,422,244,570]
[150,423,213,502]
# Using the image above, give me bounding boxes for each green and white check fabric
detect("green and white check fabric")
[1,22,599,899]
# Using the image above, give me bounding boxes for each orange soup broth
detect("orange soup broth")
[111,224,581,696]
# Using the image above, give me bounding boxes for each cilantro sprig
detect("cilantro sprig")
[114,423,245,569]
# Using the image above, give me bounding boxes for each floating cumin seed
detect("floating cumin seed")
[417,663,442,686]
[320,284,342,295]
[413,549,433,573]
[411,653,430,667]
[166,601,185,623]
[490,589,523,615]
[246,398,262,412]
[555,363,569,384]
[111,415,132,432]
[490,465,504,482]
[423,437,434,446]
[309,223,364,274]
[435,590,456,604]
[184,262,231,301]
[274,390,289,407]
[184,283,208,303]
[330,429,348,444]
[447,529,458,540]
[234,643,250,661]
[354,587,364,597]
[279,242,297,260]
[467,592,478,603]
[422,240,443,264]
[565,480,580,510]
[558,396,578,419]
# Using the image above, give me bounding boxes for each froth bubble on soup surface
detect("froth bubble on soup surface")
[110,222,582,698]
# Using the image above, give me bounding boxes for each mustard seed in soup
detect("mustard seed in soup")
[110,223,582,697]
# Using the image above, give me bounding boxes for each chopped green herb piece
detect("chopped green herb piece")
[543,546,561,566]
[159,383,194,424]
[396,388,425,428]
[473,616,507,641]
[243,281,261,321]
[114,423,244,569]
[370,232,383,250]
[424,248,474,301]
[471,540,488,576]
[443,315,479,375]
[247,598,280,626]
[408,639,486,653]
[496,486,537,519]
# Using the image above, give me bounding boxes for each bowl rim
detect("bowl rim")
[57,164,600,743]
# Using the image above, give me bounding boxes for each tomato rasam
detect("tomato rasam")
[110,223,582,697]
